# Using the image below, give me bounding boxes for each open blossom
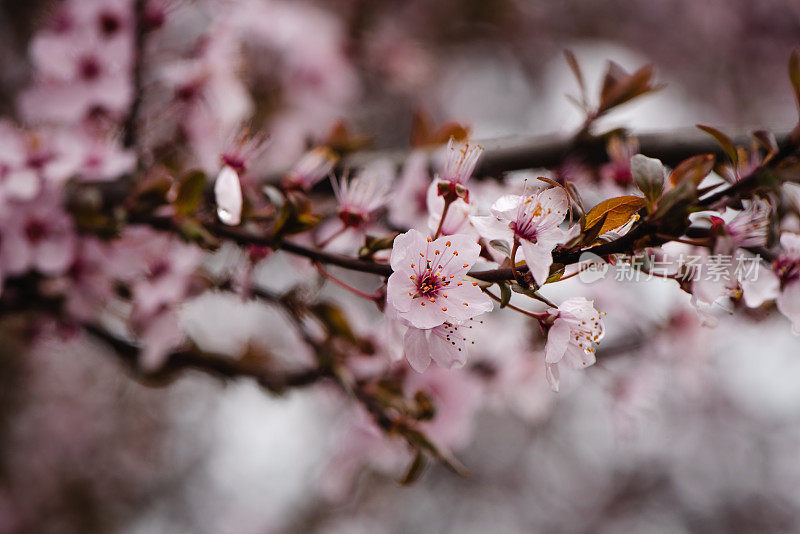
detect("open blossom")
[214,165,243,226]
[440,138,482,186]
[434,138,483,202]
[282,147,338,190]
[387,229,492,329]
[774,233,800,334]
[714,199,771,249]
[543,297,605,392]
[472,186,570,286]
[332,161,392,227]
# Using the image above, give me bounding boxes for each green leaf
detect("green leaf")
[174,170,207,216]
[630,154,665,207]
[177,218,219,248]
[498,282,512,308]
[697,125,738,168]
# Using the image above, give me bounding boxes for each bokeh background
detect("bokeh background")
[1,1,800,533]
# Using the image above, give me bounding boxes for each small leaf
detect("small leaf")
[174,170,207,216]
[400,451,428,485]
[790,50,800,115]
[546,265,565,283]
[599,63,658,114]
[669,154,716,187]
[360,233,400,259]
[489,239,511,258]
[752,129,779,160]
[498,282,512,308]
[584,196,646,236]
[564,49,586,103]
[579,211,609,246]
[177,218,219,248]
[630,154,665,206]
[309,302,358,344]
[697,125,738,168]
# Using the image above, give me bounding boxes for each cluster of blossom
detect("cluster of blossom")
[4,0,800,496]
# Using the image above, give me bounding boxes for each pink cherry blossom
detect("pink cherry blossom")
[389,150,430,229]
[402,322,470,372]
[5,189,77,277]
[472,186,571,286]
[774,232,800,334]
[438,137,482,187]
[719,199,771,249]
[387,229,492,329]
[543,297,605,392]
[214,166,243,226]
[282,147,338,190]
[331,161,393,227]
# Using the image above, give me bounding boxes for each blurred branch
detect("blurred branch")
[343,129,794,178]
[83,322,324,394]
[122,0,147,157]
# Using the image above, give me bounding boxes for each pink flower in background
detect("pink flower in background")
[472,186,570,286]
[403,322,470,372]
[21,30,133,123]
[387,229,492,329]
[389,150,430,229]
[774,233,800,334]
[404,366,482,450]
[544,297,605,391]
[599,136,638,187]
[0,122,43,205]
[5,189,77,277]
[282,147,338,190]
[41,237,116,322]
[214,166,243,226]
[332,161,393,228]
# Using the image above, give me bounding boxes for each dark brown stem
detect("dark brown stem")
[122,0,147,155]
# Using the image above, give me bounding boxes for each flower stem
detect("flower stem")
[482,288,547,321]
[314,263,380,301]
[433,198,453,239]
[317,224,347,249]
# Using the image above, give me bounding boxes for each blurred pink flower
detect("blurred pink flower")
[403,322,469,372]
[332,161,393,228]
[389,149,430,229]
[544,297,605,392]
[472,186,571,286]
[4,189,77,277]
[387,229,492,329]
[282,147,338,190]
[774,232,800,334]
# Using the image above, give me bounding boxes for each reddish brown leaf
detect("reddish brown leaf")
[584,195,645,235]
